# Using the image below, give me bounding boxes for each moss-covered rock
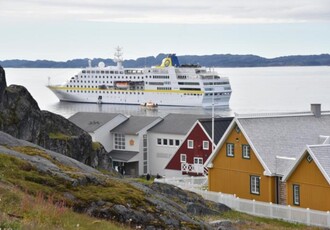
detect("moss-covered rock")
[0,67,111,170]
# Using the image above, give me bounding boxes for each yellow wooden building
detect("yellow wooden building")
[206,104,330,207]
[283,145,330,211]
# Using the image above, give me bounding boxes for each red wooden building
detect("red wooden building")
[165,117,233,176]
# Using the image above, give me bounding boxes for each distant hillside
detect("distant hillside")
[1,53,330,68]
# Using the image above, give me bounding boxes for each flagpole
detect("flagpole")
[212,67,215,150]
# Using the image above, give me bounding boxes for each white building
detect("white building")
[69,112,128,152]
[109,115,163,176]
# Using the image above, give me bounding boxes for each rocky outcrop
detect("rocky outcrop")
[0,131,231,229]
[0,66,111,170]
[0,65,6,103]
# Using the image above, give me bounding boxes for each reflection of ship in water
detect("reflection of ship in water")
[48,47,232,107]
[49,101,232,120]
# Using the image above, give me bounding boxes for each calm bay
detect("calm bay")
[4,66,330,118]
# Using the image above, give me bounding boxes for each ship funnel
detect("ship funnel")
[159,54,180,68]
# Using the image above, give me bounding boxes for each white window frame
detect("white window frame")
[202,141,209,150]
[293,184,300,206]
[250,175,260,195]
[169,139,174,146]
[114,133,125,150]
[242,144,250,159]
[163,139,168,146]
[187,140,194,149]
[194,157,203,165]
[226,143,234,157]
[180,154,187,163]
[157,138,162,145]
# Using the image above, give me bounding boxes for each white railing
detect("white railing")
[155,176,208,189]
[181,163,205,175]
[155,177,330,228]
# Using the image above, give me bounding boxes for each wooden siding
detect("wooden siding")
[208,126,276,203]
[286,152,330,211]
[166,123,211,174]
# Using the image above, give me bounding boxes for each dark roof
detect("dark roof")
[112,116,161,134]
[199,117,233,144]
[109,150,139,162]
[69,112,125,132]
[148,113,211,135]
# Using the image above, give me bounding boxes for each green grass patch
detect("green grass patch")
[0,153,70,198]
[71,178,151,210]
[212,210,319,229]
[9,146,80,174]
[0,182,126,230]
[92,142,102,151]
[49,132,72,141]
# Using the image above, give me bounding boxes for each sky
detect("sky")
[0,0,329,61]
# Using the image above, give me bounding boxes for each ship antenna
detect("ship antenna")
[114,46,124,69]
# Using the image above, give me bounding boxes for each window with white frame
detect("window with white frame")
[114,133,125,150]
[180,154,187,163]
[226,143,234,157]
[306,154,313,163]
[250,175,260,195]
[202,141,209,150]
[175,139,180,146]
[157,138,162,145]
[242,144,250,159]
[293,184,300,206]
[194,157,203,165]
[163,139,168,146]
[169,139,174,146]
[187,140,194,149]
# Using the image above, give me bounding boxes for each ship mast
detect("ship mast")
[114,46,124,69]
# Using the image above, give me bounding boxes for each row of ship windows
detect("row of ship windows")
[76,75,170,80]
[65,90,201,96]
[70,81,112,84]
[66,90,144,94]
[82,70,124,74]
[205,92,231,96]
[74,76,143,81]
[204,82,230,85]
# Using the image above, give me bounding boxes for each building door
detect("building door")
[193,157,203,174]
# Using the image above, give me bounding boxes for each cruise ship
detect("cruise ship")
[48,48,232,107]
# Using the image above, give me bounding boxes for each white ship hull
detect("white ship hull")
[48,86,230,107]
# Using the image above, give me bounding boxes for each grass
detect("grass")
[71,179,150,210]
[9,146,80,174]
[0,183,127,230]
[131,175,155,185]
[0,152,151,212]
[48,132,72,140]
[203,210,322,230]
[92,142,102,151]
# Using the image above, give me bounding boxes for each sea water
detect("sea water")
[4,66,330,118]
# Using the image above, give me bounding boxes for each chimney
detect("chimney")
[311,104,321,118]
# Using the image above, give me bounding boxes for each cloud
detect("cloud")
[1,0,330,24]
